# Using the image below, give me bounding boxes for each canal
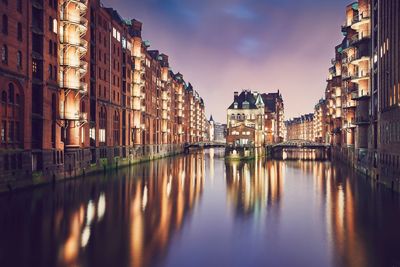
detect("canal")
[1,148,400,267]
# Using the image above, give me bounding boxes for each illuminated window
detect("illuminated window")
[53,19,57,34]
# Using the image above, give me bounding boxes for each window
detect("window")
[52,19,57,34]
[17,51,22,68]
[2,15,7,34]
[17,0,22,12]
[32,60,38,73]
[8,121,13,142]
[49,64,52,79]
[53,42,57,55]
[8,83,14,103]
[1,91,6,103]
[1,45,7,64]
[1,121,6,143]
[99,106,107,144]
[49,16,53,32]
[17,23,22,41]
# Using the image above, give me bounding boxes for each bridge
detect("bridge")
[270,139,331,160]
[184,142,226,152]
[272,139,330,149]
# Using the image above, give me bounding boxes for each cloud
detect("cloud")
[223,4,258,20]
[101,0,351,122]
[236,37,260,57]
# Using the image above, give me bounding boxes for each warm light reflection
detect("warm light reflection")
[225,159,284,217]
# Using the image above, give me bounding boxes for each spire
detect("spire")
[209,115,214,122]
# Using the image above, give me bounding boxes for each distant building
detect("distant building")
[214,122,227,143]
[226,90,265,148]
[261,91,285,144]
[285,114,314,141]
[314,99,328,143]
[208,116,215,142]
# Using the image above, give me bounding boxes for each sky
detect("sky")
[103,0,350,123]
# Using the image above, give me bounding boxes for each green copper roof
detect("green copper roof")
[352,2,359,10]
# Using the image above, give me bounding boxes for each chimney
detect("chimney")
[234,91,238,102]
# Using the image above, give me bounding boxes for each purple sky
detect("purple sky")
[103,0,349,123]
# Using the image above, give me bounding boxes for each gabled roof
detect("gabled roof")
[228,90,261,110]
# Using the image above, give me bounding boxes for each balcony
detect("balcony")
[60,111,87,122]
[60,13,88,31]
[342,101,356,109]
[351,90,370,101]
[351,70,370,83]
[60,58,88,74]
[349,32,371,46]
[67,0,88,14]
[60,38,88,54]
[342,72,352,80]
[355,116,369,125]
[351,10,370,30]
[60,81,88,93]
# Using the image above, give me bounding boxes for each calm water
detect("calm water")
[1,148,400,267]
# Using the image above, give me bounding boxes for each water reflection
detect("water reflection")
[225,160,284,218]
[1,151,400,267]
[0,152,205,267]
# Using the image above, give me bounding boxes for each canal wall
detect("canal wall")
[332,146,400,192]
[0,144,185,193]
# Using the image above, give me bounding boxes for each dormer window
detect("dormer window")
[234,102,238,109]
[242,101,249,109]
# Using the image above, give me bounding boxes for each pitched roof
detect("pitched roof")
[228,90,261,110]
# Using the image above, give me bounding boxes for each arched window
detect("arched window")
[49,64,52,79]
[15,93,20,105]
[113,110,119,145]
[2,15,8,35]
[99,106,107,144]
[1,91,6,103]
[17,51,22,68]
[17,0,22,12]
[8,83,14,103]
[1,45,7,64]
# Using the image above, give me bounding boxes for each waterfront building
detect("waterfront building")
[261,91,285,144]
[372,0,400,185]
[320,0,399,190]
[285,114,314,141]
[314,99,328,143]
[226,90,265,148]
[0,0,206,191]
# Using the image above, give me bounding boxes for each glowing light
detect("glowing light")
[97,194,106,221]
[142,186,148,211]
[81,226,91,248]
[86,200,95,225]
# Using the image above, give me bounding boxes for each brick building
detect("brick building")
[0,0,206,191]
[317,0,400,190]
[285,114,314,141]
